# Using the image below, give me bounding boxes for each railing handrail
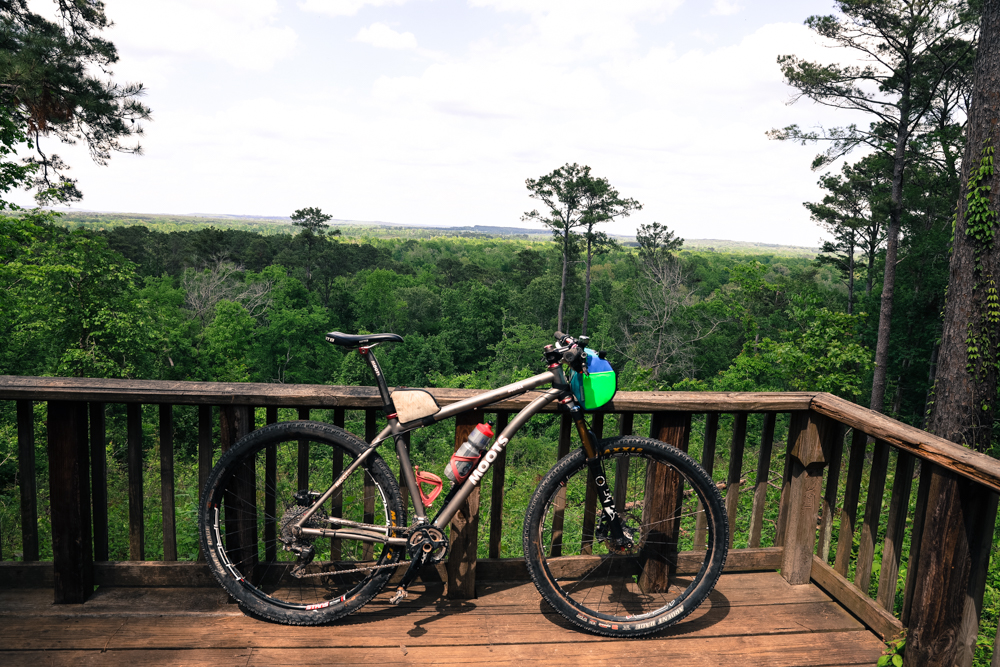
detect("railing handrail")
[0,374,818,410]
[3,375,999,491]
[811,393,1000,493]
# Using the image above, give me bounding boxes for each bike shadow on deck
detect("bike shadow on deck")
[350,578,735,639]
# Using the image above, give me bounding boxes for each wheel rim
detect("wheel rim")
[535,450,718,623]
[208,433,399,609]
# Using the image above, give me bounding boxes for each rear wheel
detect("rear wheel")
[199,421,405,625]
[523,435,728,637]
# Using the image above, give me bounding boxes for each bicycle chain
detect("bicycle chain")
[293,560,401,579]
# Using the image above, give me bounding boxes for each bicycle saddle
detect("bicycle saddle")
[325,331,404,348]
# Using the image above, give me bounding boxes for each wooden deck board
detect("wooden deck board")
[0,572,885,666]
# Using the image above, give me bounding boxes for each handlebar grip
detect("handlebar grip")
[554,331,567,342]
[563,345,586,372]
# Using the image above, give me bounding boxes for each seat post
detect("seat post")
[358,346,396,416]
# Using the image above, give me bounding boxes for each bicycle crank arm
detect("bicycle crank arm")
[388,551,427,605]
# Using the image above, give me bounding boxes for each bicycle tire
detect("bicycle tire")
[523,435,728,637]
[199,420,405,625]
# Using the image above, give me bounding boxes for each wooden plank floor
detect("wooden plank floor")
[0,572,885,666]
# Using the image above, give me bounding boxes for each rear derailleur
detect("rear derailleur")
[279,490,327,578]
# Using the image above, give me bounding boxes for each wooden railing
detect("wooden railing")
[2,375,1000,665]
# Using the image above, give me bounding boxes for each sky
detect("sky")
[18,0,864,246]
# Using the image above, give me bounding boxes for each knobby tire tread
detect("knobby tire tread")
[522,435,728,637]
[199,420,404,625]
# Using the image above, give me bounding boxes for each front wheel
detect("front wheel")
[523,435,728,637]
[199,421,405,625]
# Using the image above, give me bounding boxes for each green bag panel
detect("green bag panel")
[569,348,617,410]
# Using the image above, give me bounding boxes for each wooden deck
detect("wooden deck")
[0,572,886,666]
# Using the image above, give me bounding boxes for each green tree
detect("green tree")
[710,302,872,399]
[770,0,977,413]
[0,107,35,208]
[290,207,339,288]
[0,212,155,377]
[806,155,889,313]
[0,0,151,203]
[636,222,683,263]
[201,300,255,382]
[523,164,638,334]
[252,267,338,384]
[523,164,590,333]
[579,178,640,335]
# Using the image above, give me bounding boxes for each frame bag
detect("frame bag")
[569,348,616,410]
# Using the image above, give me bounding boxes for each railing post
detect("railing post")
[956,489,999,667]
[488,411,510,559]
[159,404,177,561]
[126,403,145,560]
[905,465,993,666]
[747,412,776,549]
[816,423,846,562]
[219,405,255,583]
[834,428,868,576]
[780,411,835,585]
[724,413,748,549]
[695,413,722,549]
[549,414,573,557]
[447,409,483,599]
[47,401,93,603]
[641,411,691,591]
[196,405,213,562]
[89,403,108,562]
[16,400,39,562]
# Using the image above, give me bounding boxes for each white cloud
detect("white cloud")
[470,0,683,55]
[710,0,743,16]
[300,0,411,17]
[54,2,852,247]
[105,0,297,72]
[356,23,418,49]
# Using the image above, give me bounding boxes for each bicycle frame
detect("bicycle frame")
[294,344,601,548]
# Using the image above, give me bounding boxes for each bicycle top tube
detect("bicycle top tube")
[368,369,566,446]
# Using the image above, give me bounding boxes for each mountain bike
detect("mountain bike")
[199,331,728,637]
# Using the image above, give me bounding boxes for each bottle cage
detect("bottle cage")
[414,467,444,507]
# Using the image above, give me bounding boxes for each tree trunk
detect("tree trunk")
[847,230,856,316]
[582,236,593,335]
[870,88,911,414]
[557,228,569,333]
[907,2,1000,663]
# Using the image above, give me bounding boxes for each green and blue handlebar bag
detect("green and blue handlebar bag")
[570,348,617,410]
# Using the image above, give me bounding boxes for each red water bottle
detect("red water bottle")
[444,423,494,484]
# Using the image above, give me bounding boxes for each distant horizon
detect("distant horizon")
[48,208,821,253]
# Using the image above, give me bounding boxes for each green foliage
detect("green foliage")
[0,211,156,377]
[709,296,872,399]
[636,221,683,263]
[290,207,334,236]
[878,632,906,667]
[0,0,151,202]
[0,106,36,209]
[963,140,1000,386]
[523,163,640,332]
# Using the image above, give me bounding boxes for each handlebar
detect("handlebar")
[545,332,587,373]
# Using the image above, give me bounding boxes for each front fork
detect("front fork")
[575,413,630,545]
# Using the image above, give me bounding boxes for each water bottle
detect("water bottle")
[445,423,494,484]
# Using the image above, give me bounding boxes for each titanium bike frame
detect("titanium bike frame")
[293,342,607,548]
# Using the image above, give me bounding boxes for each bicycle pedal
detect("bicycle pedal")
[388,587,408,605]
